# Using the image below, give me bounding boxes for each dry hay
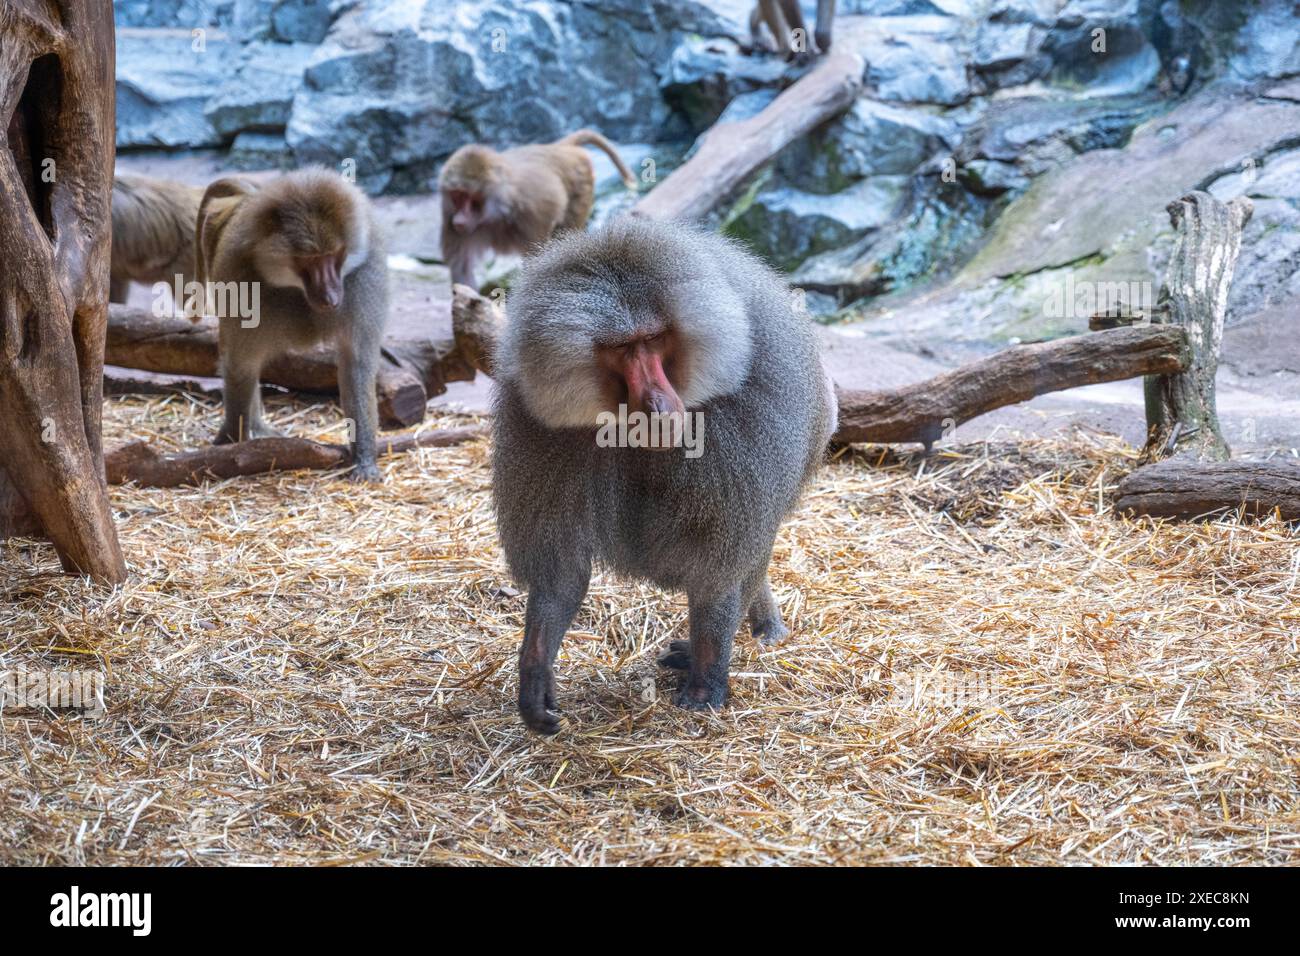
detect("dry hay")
[1,391,1298,866]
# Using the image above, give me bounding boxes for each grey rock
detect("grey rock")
[777,98,960,191]
[1229,0,1300,81]
[287,0,732,193]
[116,29,228,149]
[205,41,317,139]
[958,92,1160,173]
[1224,198,1300,325]
[974,21,1040,70]
[987,0,1061,27]
[963,87,1300,283]
[713,88,782,126]
[838,15,974,104]
[271,0,336,43]
[727,176,907,272]
[1045,1,1162,97]
[114,0,233,28]
[960,158,1030,194]
[227,130,296,169]
[835,176,994,298]
[231,0,275,40]
[662,37,790,131]
[841,1,973,14]
[1207,148,1300,203]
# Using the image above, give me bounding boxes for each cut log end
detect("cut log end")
[451,284,505,377]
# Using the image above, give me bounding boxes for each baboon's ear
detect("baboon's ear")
[190,177,258,320]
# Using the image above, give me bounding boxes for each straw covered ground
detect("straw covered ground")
[1,391,1298,865]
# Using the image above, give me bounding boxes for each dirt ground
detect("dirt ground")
[1,392,1297,865]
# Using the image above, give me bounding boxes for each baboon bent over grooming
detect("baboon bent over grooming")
[110,174,204,304]
[194,168,389,480]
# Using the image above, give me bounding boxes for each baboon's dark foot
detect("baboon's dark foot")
[519,703,562,736]
[347,461,382,483]
[657,639,692,670]
[213,428,238,446]
[519,669,561,735]
[752,617,790,647]
[673,678,728,712]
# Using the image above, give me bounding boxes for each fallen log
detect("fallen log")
[833,325,1190,447]
[634,51,865,222]
[105,425,488,488]
[103,365,223,399]
[1114,458,1300,520]
[106,305,431,428]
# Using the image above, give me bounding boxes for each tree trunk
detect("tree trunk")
[0,1,125,581]
[1143,192,1254,461]
[1114,192,1300,521]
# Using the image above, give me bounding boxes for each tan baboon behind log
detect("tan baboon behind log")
[110,174,204,304]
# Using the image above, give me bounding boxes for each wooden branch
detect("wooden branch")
[1115,458,1300,520]
[833,326,1190,447]
[0,2,126,580]
[1144,192,1254,461]
[103,365,222,399]
[634,52,865,222]
[105,425,487,488]
[105,306,428,428]
[445,287,1195,448]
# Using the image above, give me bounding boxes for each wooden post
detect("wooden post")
[1143,191,1254,461]
[0,1,126,581]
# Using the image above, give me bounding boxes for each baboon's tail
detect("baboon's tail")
[561,129,638,190]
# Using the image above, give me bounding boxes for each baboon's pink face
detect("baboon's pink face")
[595,325,686,447]
[295,249,346,312]
[446,189,484,233]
